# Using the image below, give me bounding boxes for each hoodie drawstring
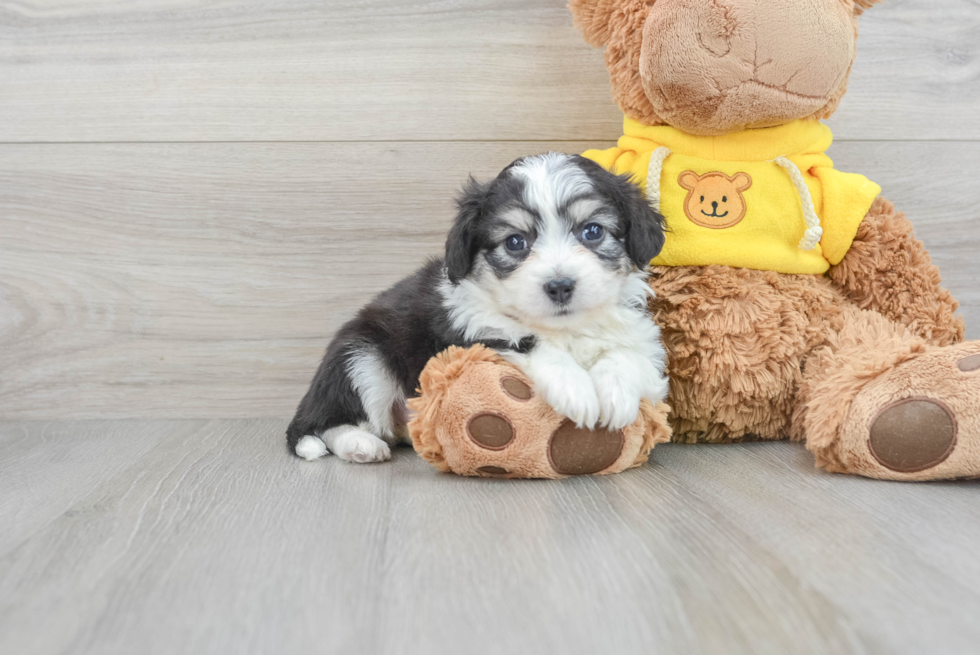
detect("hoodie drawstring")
[773,156,823,251]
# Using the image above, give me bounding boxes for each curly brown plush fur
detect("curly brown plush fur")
[649,265,844,443]
[828,197,965,347]
[794,304,928,470]
[650,201,966,449]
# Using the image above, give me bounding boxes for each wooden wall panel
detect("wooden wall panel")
[0,0,978,142]
[2,140,977,420]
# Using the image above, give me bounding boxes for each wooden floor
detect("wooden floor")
[2,419,979,655]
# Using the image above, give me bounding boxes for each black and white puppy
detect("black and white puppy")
[286,152,669,463]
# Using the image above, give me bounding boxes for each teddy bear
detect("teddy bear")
[410,0,980,481]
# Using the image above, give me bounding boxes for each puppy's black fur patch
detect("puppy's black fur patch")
[288,260,455,451]
[286,258,537,452]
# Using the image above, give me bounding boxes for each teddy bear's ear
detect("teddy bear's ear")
[853,0,887,16]
[568,0,612,47]
[569,0,652,48]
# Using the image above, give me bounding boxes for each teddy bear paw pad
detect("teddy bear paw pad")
[476,466,510,477]
[957,354,980,373]
[500,376,533,400]
[868,398,957,473]
[467,413,515,450]
[547,420,625,476]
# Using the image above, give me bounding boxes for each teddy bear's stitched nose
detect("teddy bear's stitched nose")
[712,201,718,212]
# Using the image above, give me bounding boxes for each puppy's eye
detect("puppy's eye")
[505,234,527,252]
[581,223,604,242]
[700,196,705,203]
[722,196,728,203]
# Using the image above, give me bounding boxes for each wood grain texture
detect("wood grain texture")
[0,0,978,143]
[0,420,174,556]
[1,419,979,655]
[2,139,978,420]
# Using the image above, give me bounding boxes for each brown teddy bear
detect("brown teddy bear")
[410,0,980,481]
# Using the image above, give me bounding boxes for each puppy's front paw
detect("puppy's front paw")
[323,427,392,463]
[590,364,641,430]
[535,366,600,429]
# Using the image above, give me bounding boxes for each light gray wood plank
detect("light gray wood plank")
[654,441,980,654]
[831,140,980,327]
[380,448,865,655]
[0,140,592,421]
[0,420,176,556]
[2,419,979,654]
[0,419,393,655]
[0,0,620,143]
[1,140,977,421]
[826,0,980,140]
[0,0,977,143]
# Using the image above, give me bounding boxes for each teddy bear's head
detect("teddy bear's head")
[570,0,886,135]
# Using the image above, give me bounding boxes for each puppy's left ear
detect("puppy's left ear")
[625,197,667,268]
[445,176,488,284]
[576,156,666,268]
[622,190,666,268]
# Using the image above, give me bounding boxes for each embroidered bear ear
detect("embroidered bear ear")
[678,171,700,191]
[732,173,753,192]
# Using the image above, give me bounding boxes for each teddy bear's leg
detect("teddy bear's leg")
[828,196,965,347]
[797,305,980,480]
[649,265,842,444]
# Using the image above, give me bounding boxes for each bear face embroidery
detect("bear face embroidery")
[678,171,753,229]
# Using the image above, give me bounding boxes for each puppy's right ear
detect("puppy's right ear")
[445,177,488,284]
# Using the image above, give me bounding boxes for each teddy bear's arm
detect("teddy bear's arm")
[827,196,965,347]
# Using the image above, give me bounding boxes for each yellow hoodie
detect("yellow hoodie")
[584,118,881,274]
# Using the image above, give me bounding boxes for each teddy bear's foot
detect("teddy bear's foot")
[408,345,672,479]
[812,342,980,481]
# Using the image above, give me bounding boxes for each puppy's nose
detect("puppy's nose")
[545,277,575,304]
[712,201,718,211]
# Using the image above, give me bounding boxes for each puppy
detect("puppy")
[286,152,669,463]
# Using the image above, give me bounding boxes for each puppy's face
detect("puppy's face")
[446,153,666,327]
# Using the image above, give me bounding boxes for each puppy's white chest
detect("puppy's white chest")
[539,330,622,369]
